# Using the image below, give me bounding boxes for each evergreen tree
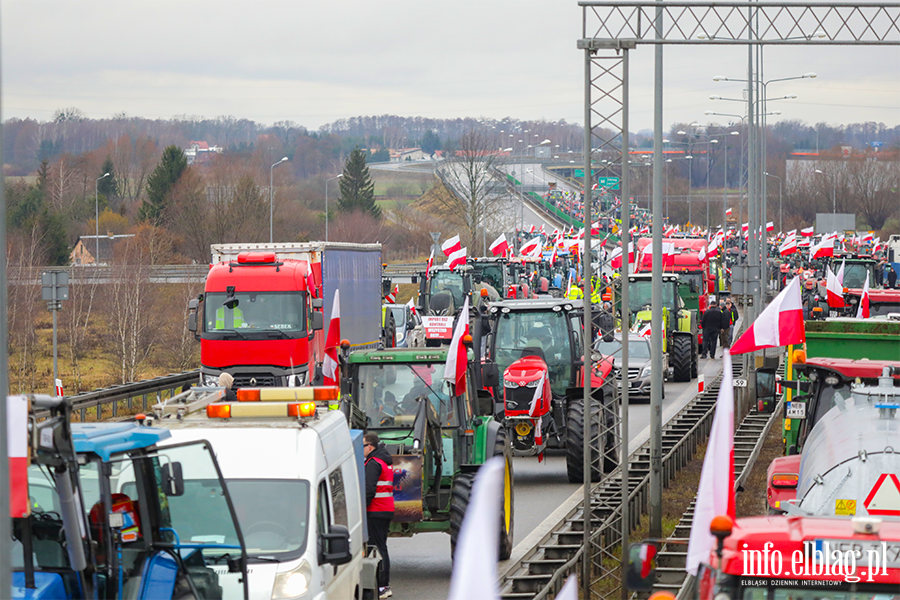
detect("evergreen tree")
[98,157,118,198]
[139,145,187,224]
[421,130,441,155]
[337,147,380,219]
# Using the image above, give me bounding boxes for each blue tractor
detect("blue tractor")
[11,394,249,599]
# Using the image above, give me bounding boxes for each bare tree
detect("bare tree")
[60,266,99,393]
[845,156,899,231]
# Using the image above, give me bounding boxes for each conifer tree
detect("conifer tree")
[337,147,380,219]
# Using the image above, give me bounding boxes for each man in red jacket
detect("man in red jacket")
[364,432,395,599]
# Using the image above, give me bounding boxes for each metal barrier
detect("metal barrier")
[38,371,200,422]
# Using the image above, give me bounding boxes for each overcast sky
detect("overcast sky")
[3,1,898,134]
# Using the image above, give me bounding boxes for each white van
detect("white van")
[151,388,377,600]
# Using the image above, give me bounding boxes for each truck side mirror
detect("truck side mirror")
[755,367,777,413]
[321,524,353,565]
[187,298,199,333]
[311,298,323,309]
[311,311,324,331]
[482,363,499,389]
[625,542,657,591]
[161,462,185,497]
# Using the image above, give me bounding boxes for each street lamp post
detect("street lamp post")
[325,174,344,242]
[765,172,783,230]
[814,169,836,214]
[95,173,110,264]
[270,157,289,243]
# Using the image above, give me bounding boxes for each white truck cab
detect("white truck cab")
[148,387,377,600]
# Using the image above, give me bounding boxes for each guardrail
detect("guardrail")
[38,371,200,422]
[9,264,209,285]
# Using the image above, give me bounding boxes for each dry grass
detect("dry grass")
[736,417,784,517]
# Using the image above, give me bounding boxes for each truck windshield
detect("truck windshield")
[842,262,875,289]
[430,270,466,312]
[357,363,458,428]
[204,292,306,335]
[225,480,310,560]
[493,309,572,396]
[628,281,678,314]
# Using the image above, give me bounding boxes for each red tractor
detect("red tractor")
[501,353,554,455]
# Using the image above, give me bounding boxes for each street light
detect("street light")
[325,174,344,242]
[270,157,289,243]
[765,172,783,230]
[95,172,110,264]
[814,169,837,214]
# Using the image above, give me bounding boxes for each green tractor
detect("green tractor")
[341,346,514,559]
[620,273,698,382]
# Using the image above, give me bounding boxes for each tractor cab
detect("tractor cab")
[12,394,248,600]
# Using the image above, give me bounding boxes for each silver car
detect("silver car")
[593,334,668,402]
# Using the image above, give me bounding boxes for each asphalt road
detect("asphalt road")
[389,356,726,600]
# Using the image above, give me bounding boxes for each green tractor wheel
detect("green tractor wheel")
[449,431,515,562]
[565,395,603,483]
[671,335,692,382]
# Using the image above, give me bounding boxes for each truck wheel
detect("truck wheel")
[671,335,692,382]
[565,396,602,483]
[492,427,515,561]
[449,472,475,560]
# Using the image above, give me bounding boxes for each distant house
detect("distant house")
[184,140,223,165]
[390,148,425,162]
[70,234,136,265]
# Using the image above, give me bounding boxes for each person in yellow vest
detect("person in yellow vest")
[567,285,584,300]
[590,277,603,304]
[215,305,243,329]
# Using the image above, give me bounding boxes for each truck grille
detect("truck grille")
[233,374,277,387]
[505,386,534,413]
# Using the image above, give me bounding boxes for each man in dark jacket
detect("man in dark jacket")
[700,297,723,359]
[889,266,898,289]
[364,433,395,599]
[722,299,739,347]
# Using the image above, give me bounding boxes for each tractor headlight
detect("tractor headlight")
[503,379,518,388]
[640,366,652,378]
[525,379,541,388]
[272,559,312,599]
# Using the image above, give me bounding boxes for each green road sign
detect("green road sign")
[597,176,620,190]
[574,169,595,178]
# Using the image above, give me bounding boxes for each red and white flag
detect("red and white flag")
[385,284,398,304]
[55,378,64,397]
[609,246,624,269]
[836,257,845,286]
[550,246,559,264]
[856,272,870,319]
[741,222,749,233]
[698,244,707,262]
[810,233,836,260]
[443,297,470,396]
[8,395,30,518]
[520,237,542,256]
[426,248,434,280]
[826,266,845,308]
[800,226,814,237]
[442,234,462,257]
[779,234,798,256]
[766,221,775,232]
[489,234,509,257]
[406,296,417,316]
[323,289,341,385]
[730,277,805,354]
[662,242,675,268]
[528,224,536,234]
[686,351,735,575]
[528,373,546,460]
[725,207,733,217]
[447,247,467,270]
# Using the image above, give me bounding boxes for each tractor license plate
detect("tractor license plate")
[786,402,806,419]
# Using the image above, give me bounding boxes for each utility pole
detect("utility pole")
[42,271,69,395]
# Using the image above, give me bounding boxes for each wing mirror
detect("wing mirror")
[311,311,324,331]
[755,367,777,413]
[161,462,185,497]
[321,524,352,565]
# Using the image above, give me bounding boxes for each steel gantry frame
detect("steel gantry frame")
[577,3,900,600]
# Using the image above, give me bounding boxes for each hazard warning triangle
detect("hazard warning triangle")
[864,473,900,516]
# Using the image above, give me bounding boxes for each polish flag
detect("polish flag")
[664,225,677,237]
[741,222,749,233]
[836,257,845,286]
[779,235,798,256]
[55,378,64,397]
[489,234,509,257]
[528,373,546,460]
[662,242,676,268]
[800,226,814,237]
[550,247,559,264]
[698,244,707,262]
[686,351,735,575]
[426,248,434,280]
[825,266,845,308]
[730,277,805,354]
[8,395,30,518]
[705,242,718,259]
[609,246,624,268]
[861,232,873,243]
[856,272,870,319]
[766,222,775,233]
[447,247,468,270]
[442,234,462,256]
[443,297,470,396]
[520,237,542,256]
[725,208,733,217]
[528,224,536,234]
[385,284,398,304]
[627,241,635,263]
[810,234,836,260]
[323,289,341,385]
[406,296,417,316]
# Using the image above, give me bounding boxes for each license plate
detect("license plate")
[786,402,806,419]
[615,380,622,388]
